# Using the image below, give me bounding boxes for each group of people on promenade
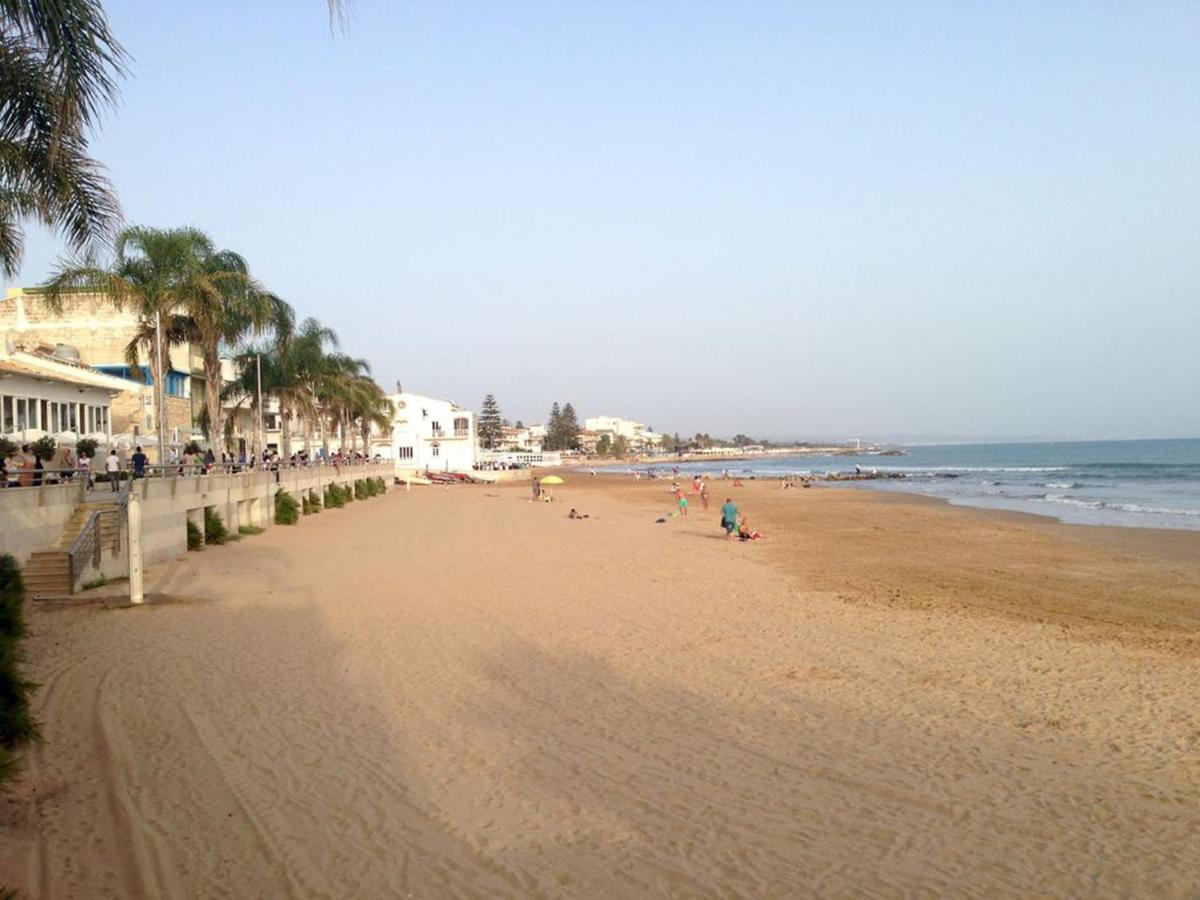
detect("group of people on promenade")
[2,441,383,491]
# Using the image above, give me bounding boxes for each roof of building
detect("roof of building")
[0,350,145,394]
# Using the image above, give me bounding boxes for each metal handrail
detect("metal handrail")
[67,510,104,588]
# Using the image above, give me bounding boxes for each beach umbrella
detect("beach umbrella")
[540,475,565,485]
[19,428,46,442]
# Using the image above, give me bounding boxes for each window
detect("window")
[430,420,442,436]
[454,417,469,437]
[50,403,59,433]
[15,398,27,430]
[1,396,11,433]
[431,442,440,457]
[397,446,414,460]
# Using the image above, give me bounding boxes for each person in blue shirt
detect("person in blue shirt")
[131,446,148,479]
[720,498,738,540]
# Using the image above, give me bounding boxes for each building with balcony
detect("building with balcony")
[378,390,476,473]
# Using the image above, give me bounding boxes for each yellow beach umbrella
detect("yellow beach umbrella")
[540,475,565,485]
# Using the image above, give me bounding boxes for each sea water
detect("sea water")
[643,438,1200,531]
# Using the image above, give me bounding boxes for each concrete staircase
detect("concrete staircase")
[24,502,121,599]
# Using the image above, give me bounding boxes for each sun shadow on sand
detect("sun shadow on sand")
[9,486,1199,898]
[377,637,1195,898]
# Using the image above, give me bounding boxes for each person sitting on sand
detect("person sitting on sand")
[738,517,763,542]
[568,508,589,519]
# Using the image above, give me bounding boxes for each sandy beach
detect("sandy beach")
[2,478,1198,898]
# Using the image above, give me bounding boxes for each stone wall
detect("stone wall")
[1,289,199,438]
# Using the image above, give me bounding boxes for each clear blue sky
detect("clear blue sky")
[9,1,1200,440]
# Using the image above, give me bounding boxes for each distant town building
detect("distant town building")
[497,423,545,452]
[583,415,665,450]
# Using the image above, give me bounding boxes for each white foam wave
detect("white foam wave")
[1041,495,1200,517]
[874,466,1068,475]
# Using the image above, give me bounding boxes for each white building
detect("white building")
[379,391,477,473]
[1,342,144,450]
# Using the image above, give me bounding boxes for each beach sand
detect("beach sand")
[2,478,1198,897]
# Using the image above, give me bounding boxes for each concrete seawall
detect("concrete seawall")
[0,464,394,584]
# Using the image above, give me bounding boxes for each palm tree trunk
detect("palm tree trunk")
[280,399,292,459]
[144,323,166,449]
[204,348,223,453]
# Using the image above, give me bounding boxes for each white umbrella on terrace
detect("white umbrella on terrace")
[19,428,47,443]
[56,430,79,446]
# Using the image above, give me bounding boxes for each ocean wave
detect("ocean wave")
[870,466,1068,475]
[1043,494,1105,509]
[1042,481,1081,489]
[1108,502,1200,517]
[1040,495,1200,517]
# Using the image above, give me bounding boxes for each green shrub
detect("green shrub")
[30,435,57,462]
[275,490,300,525]
[0,437,16,463]
[0,554,40,782]
[0,556,25,641]
[187,520,202,550]
[323,484,344,508]
[81,576,108,591]
[204,509,228,545]
[76,437,99,460]
[354,479,366,500]
[238,525,264,536]
[0,639,39,750]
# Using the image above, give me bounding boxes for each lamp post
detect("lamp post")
[155,310,167,468]
[256,353,265,468]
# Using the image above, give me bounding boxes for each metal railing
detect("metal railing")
[66,497,125,591]
[1,456,388,489]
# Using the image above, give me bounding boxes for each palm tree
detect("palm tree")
[350,376,391,454]
[182,249,287,452]
[235,317,337,461]
[42,225,214,451]
[0,1,126,276]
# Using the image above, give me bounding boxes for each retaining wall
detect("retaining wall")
[0,464,395,571]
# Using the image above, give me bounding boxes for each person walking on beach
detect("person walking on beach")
[678,493,688,517]
[700,480,710,511]
[720,497,739,541]
[105,448,121,492]
[532,476,541,501]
